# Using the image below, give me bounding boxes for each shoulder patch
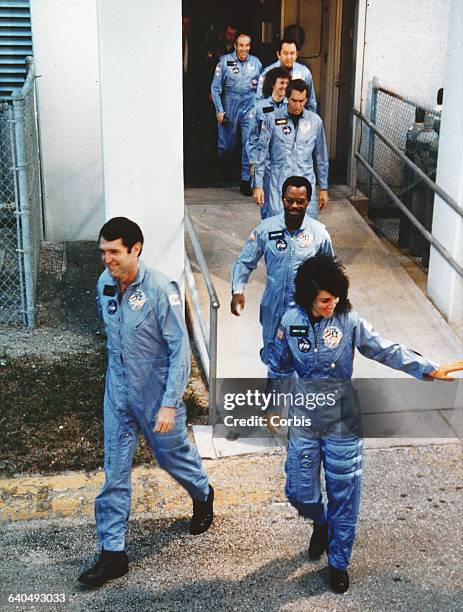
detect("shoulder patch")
[276,328,284,340]
[249,231,257,241]
[169,293,181,307]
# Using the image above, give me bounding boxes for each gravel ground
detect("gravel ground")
[0,242,101,360]
[1,444,462,612]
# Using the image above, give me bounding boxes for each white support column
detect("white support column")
[96,0,184,281]
[30,0,104,241]
[427,0,463,332]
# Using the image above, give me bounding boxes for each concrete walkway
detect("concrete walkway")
[185,186,462,458]
[1,444,461,611]
[185,185,461,378]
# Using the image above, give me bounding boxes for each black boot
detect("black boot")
[190,485,214,535]
[240,179,252,196]
[308,522,328,559]
[329,565,350,594]
[78,550,128,588]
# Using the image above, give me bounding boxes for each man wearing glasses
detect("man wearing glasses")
[231,176,333,366]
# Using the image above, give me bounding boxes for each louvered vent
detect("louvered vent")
[0,0,32,99]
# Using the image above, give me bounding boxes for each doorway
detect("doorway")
[182,0,356,186]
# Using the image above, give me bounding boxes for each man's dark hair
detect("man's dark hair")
[99,217,144,255]
[295,255,352,315]
[262,67,291,98]
[278,38,300,52]
[286,78,309,98]
[281,175,312,201]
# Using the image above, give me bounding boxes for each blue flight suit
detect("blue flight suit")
[95,262,209,552]
[256,60,317,112]
[268,306,438,570]
[254,107,329,219]
[211,51,263,180]
[246,96,288,218]
[231,212,334,365]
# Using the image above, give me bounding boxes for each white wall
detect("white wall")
[96,0,184,281]
[30,0,104,241]
[427,0,463,331]
[355,0,450,111]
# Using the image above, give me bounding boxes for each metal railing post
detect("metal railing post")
[366,76,379,197]
[184,213,220,425]
[12,91,35,327]
[350,112,358,197]
[208,303,218,425]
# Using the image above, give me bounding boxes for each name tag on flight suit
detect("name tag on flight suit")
[290,326,310,337]
[103,284,116,296]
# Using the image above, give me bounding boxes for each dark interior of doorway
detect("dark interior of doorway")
[182,0,355,187]
[182,0,281,187]
[330,0,356,183]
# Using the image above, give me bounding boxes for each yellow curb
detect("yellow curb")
[0,454,286,523]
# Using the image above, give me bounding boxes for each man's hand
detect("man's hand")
[154,406,176,433]
[427,360,463,381]
[318,189,329,210]
[231,293,245,316]
[253,187,265,207]
[216,112,225,124]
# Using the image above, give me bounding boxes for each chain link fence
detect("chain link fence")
[0,57,42,326]
[357,79,441,268]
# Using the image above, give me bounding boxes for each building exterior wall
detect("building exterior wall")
[355,0,450,112]
[30,0,104,241]
[427,0,463,331]
[96,0,184,280]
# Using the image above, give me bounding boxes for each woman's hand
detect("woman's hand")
[427,360,463,381]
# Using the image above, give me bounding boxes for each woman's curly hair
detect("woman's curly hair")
[262,66,291,98]
[295,255,352,315]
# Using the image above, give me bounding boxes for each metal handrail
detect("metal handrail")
[185,212,220,424]
[350,109,463,279]
[353,108,463,220]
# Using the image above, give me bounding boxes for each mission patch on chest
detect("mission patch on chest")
[129,290,147,311]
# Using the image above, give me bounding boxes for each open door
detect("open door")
[182,0,281,186]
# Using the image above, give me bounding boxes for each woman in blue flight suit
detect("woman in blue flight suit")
[246,66,290,218]
[268,254,462,593]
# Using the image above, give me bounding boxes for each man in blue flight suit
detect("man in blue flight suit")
[267,254,463,593]
[256,39,317,112]
[211,33,262,196]
[253,79,329,219]
[231,176,334,367]
[78,217,214,588]
[246,67,290,218]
